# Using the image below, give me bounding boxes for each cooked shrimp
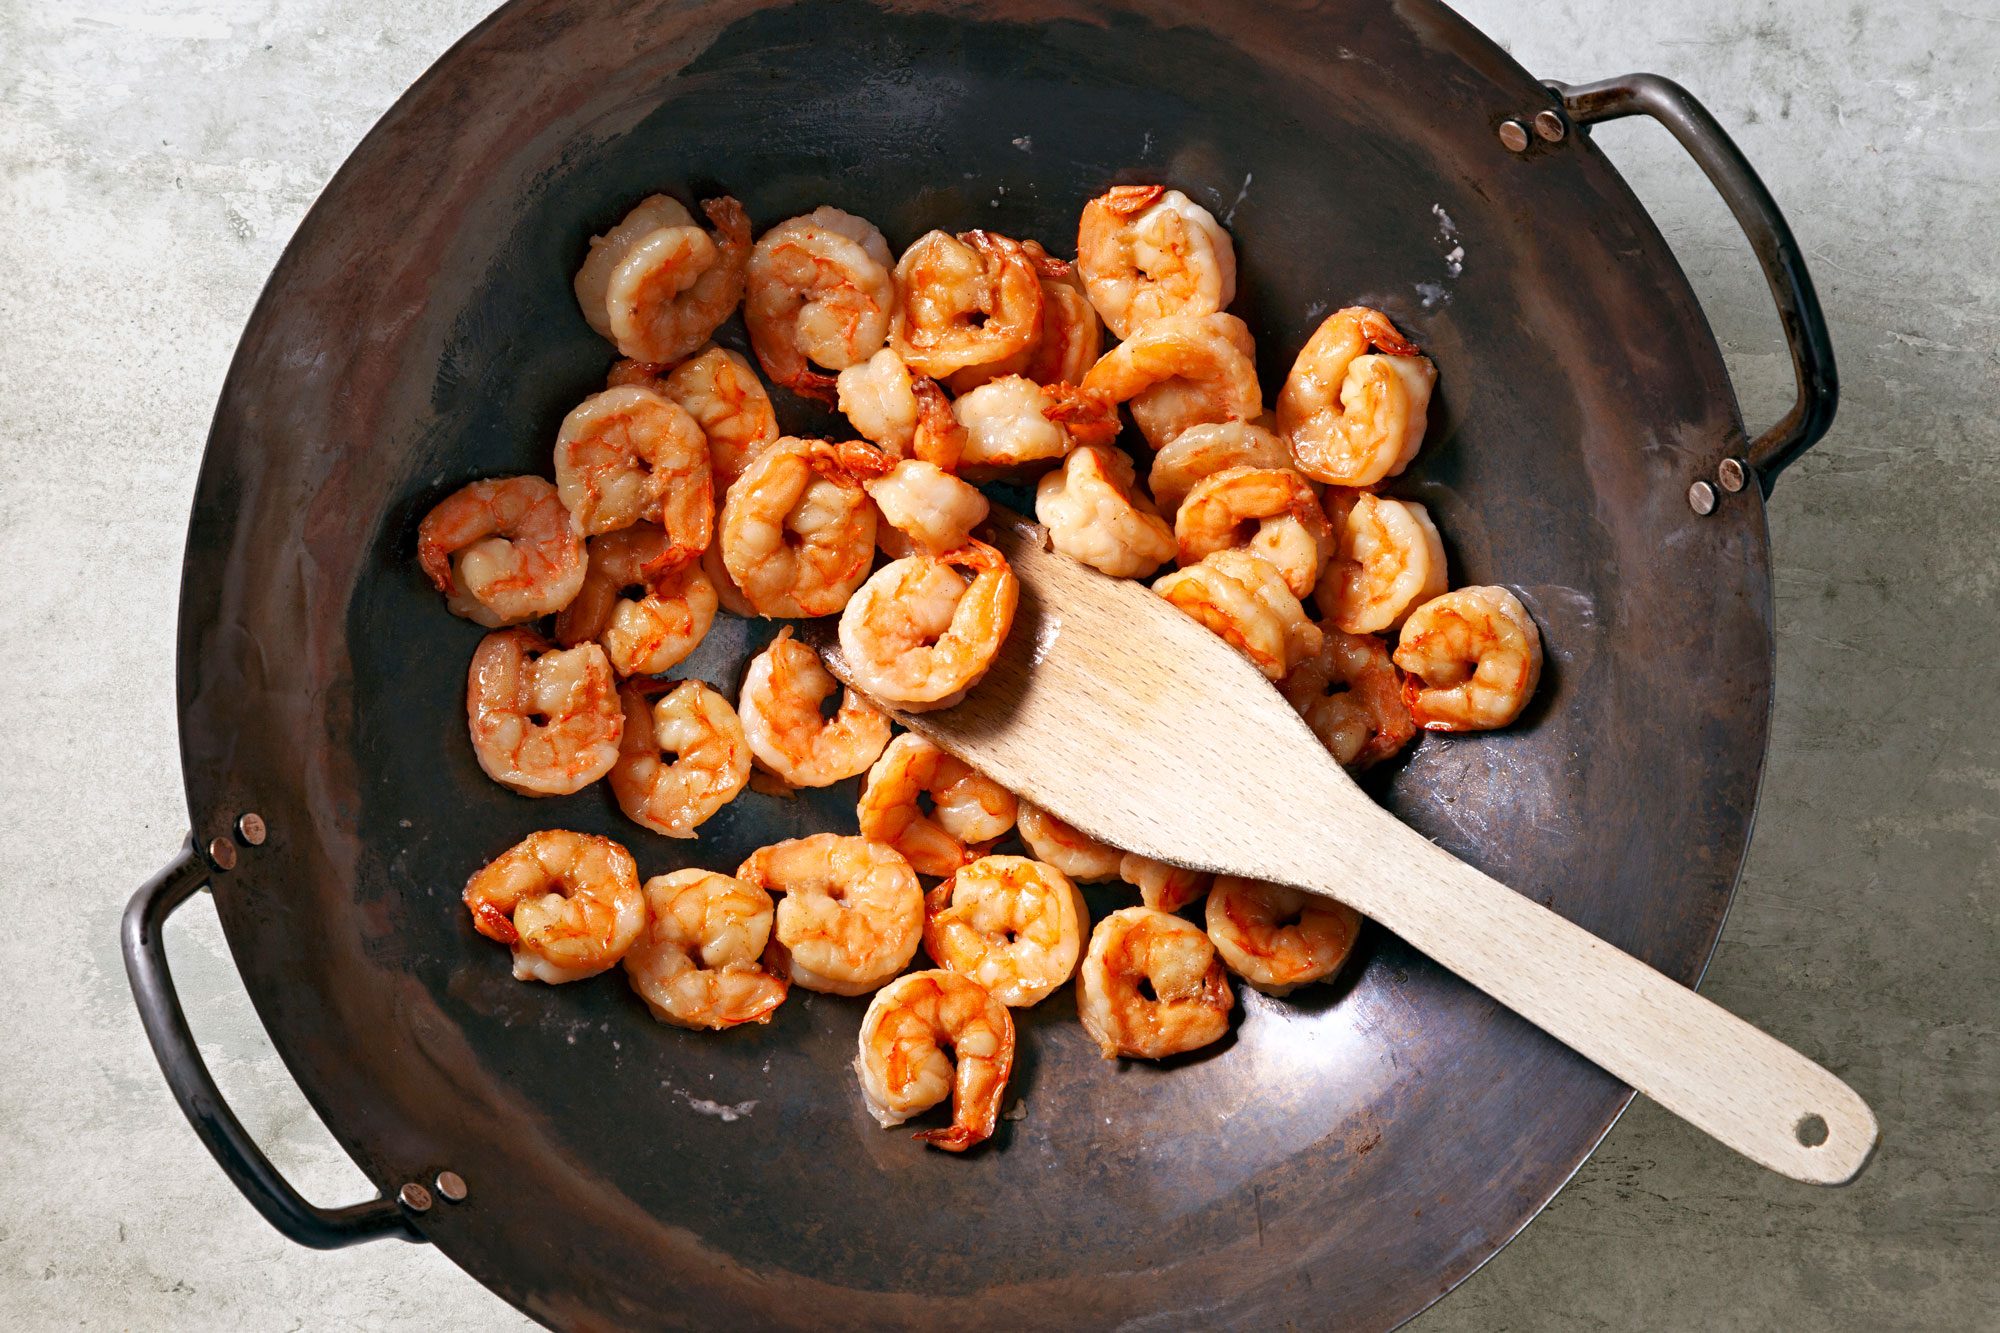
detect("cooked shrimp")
[1079,312,1262,448]
[623,869,789,1029]
[661,346,780,487]
[463,830,644,983]
[417,476,586,627]
[837,541,1018,710]
[573,194,691,339]
[745,207,895,402]
[1315,492,1448,634]
[856,969,1014,1151]
[923,855,1085,1007]
[858,733,1017,876]
[1174,465,1332,597]
[466,629,622,796]
[718,437,879,617]
[1279,628,1416,769]
[554,524,718,676]
[1206,877,1362,995]
[1393,586,1543,731]
[1016,801,1123,883]
[739,834,923,995]
[889,230,1043,379]
[738,627,891,787]
[1076,906,1233,1060]
[1147,420,1295,516]
[1118,852,1212,914]
[1154,548,1322,680]
[945,241,1104,391]
[699,527,758,617]
[1075,185,1237,340]
[552,384,714,555]
[608,679,751,837]
[1035,445,1176,578]
[836,347,920,455]
[866,458,989,557]
[951,375,1083,475]
[1278,306,1436,486]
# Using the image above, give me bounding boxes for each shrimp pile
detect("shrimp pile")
[428,175,1546,1157]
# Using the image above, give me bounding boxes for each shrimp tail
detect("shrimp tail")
[1359,310,1422,358]
[785,367,841,405]
[1042,383,1120,447]
[1019,237,1075,281]
[804,438,895,486]
[469,899,520,945]
[913,1125,986,1152]
[1102,183,1167,219]
[911,377,968,471]
[942,538,1008,574]
[700,195,751,250]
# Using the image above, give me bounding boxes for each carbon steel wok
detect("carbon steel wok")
[122,0,1837,1327]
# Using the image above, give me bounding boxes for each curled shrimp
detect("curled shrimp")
[575,195,750,365]
[1147,420,1294,517]
[719,437,880,617]
[1079,311,1262,448]
[836,348,920,455]
[1016,801,1123,883]
[856,969,1015,1152]
[858,733,1017,876]
[1076,184,1237,340]
[623,869,789,1029]
[1035,445,1176,578]
[1315,491,1448,634]
[1174,465,1333,598]
[466,629,622,796]
[945,240,1104,391]
[1118,852,1212,914]
[609,679,751,837]
[463,830,645,983]
[745,207,896,402]
[738,834,923,995]
[554,523,718,677]
[553,385,714,552]
[1278,306,1437,486]
[1393,586,1543,731]
[1280,628,1416,769]
[1154,549,1322,680]
[1206,877,1362,995]
[738,627,890,787]
[951,375,1106,476]
[661,346,780,488]
[866,458,989,557]
[417,476,586,626]
[924,855,1085,1008]
[889,230,1043,379]
[837,540,1018,710]
[1077,906,1233,1060]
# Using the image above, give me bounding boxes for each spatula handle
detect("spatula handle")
[1290,823,1877,1185]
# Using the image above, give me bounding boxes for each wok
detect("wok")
[122,0,1838,1327]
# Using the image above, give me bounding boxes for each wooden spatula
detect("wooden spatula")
[812,510,1877,1185]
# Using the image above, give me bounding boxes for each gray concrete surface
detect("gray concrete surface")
[1,0,1992,1327]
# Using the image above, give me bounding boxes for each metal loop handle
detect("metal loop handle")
[120,837,422,1249]
[1552,73,1838,491]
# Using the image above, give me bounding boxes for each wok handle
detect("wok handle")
[121,837,423,1249]
[1551,73,1838,492]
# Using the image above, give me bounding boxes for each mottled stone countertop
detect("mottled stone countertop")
[1,0,1991,1327]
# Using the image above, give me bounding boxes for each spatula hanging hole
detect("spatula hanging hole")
[1795,1113,1829,1147]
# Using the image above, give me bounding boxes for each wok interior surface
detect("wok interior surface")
[177,0,1776,1327]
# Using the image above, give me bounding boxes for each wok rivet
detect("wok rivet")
[1498,119,1530,152]
[236,812,267,846]
[435,1171,468,1203]
[1688,480,1718,515]
[1717,457,1748,493]
[206,836,238,872]
[1533,109,1567,143]
[399,1182,434,1213]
